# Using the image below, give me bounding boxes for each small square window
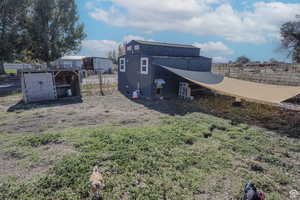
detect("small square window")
[141,57,149,75]
[119,58,126,72]
[134,45,140,50]
[127,46,132,51]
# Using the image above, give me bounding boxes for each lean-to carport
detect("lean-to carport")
[159,65,300,104]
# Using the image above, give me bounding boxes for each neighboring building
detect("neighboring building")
[52,56,86,69]
[83,57,113,74]
[118,40,212,99]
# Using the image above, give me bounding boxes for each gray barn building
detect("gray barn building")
[52,56,86,69]
[118,40,212,99]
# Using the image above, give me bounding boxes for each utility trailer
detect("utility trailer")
[21,69,81,103]
[83,57,113,74]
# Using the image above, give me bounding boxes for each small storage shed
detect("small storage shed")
[83,57,113,74]
[21,69,81,103]
[52,56,86,70]
[118,40,300,104]
[118,40,212,99]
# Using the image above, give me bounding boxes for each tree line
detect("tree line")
[233,16,300,65]
[0,0,86,74]
[107,41,128,65]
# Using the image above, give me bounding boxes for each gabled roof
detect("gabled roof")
[133,40,198,49]
[60,56,86,60]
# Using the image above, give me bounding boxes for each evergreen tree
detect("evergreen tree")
[0,0,30,74]
[29,0,86,67]
[280,16,300,63]
[235,56,250,64]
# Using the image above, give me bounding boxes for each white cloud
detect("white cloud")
[212,56,229,63]
[81,40,119,57]
[85,2,94,9]
[123,35,145,42]
[193,41,233,56]
[87,0,300,44]
[81,35,151,56]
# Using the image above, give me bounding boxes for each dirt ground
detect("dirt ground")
[0,85,299,199]
[0,91,197,135]
[0,89,199,181]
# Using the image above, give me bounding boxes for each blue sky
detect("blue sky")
[76,0,300,63]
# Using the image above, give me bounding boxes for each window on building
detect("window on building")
[74,60,82,69]
[119,58,126,72]
[63,61,72,69]
[127,46,132,51]
[141,57,149,75]
[134,45,140,51]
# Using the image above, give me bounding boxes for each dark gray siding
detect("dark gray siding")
[118,55,138,97]
[139,55,153,98]
[119,40,213,99]
[151,65,186,98]
[118,55,154,99]
[140,45,199,57]
[126,41,200,57]
[152,57,212,72]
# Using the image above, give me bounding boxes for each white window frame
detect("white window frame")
[119,58,126,72]
[134,45,140,51]
[127,46,132,51]
[140,57,149,75]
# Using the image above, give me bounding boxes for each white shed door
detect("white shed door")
[24,73,56,102]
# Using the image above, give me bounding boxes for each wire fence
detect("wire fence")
[82,75,118,96]
[212,63,300,86]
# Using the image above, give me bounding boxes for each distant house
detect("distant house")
[83,57,113,74]
[52,56,86,69]
[118,40,212,99]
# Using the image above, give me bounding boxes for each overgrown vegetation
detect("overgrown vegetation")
[18,133,62,147]
[192,95,300,138]
[1,113,299,200]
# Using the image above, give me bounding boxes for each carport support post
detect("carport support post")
[98,73,104,96]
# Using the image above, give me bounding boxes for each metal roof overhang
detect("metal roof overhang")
[159,65,300,105]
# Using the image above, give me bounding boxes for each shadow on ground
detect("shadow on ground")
[0,80,21,97]
[128,93,300,139]
[7,97,83,112]
[133,98,203,116]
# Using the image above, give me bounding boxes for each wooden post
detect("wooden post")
[98,72,104,96]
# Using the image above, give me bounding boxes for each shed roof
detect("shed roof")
[160,65,300,105]
[152,56,211,60]
[133,40,198,49]
[60,56,86,60]
[84,56,112,60]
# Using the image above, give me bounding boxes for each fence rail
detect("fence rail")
[212,64,300,86]
[4,63,46,70]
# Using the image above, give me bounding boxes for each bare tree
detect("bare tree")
[280,15,300,63]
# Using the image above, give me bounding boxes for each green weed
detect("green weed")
[19,133,62,147]
[0,113,299,200]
